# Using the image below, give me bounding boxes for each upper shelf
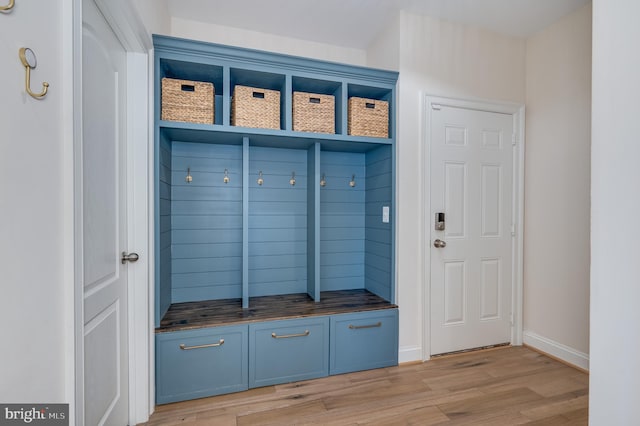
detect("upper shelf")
[154,35,398,148]
[159,120,393,153]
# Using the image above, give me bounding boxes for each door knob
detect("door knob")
[121,252,139,264]
[433,239,447,248]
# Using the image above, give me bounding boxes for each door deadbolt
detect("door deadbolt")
[435,212,445,231]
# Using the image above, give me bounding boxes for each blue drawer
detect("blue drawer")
[249,317,330,388]
[156,325,248,404]
[330,309,398,375]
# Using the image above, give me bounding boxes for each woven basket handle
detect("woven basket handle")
[181,84,195,92]
[309,97,321,104]
[365,102,376,109]
[252,91,265,99]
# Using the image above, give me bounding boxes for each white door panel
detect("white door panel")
[430,105,514,355]
[82,0,129,424]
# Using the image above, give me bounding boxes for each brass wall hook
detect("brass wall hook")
[349,174,356,188]
[19,48,49,99]
[0,0,15,12]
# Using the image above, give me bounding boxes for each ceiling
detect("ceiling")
[166,0,590,49]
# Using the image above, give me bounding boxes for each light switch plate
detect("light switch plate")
[382,206,390,223]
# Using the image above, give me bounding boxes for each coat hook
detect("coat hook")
[185,167,193,183]
[19,48,49,99]
[349,174,356,188]
[0,0,15,12]
[257,171,264,186]
[289,171,296,186]
[223,168,230,184]
[320,173,326,187]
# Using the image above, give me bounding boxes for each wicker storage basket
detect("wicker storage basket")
[161,78,214,124]
[231,85,280,129]
[348,97,389,138]
[292,92,335,134]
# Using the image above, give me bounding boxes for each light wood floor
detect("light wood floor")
[143,346,588,425]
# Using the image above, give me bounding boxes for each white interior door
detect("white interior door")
[81,0,130,424]
[429,104,514,356]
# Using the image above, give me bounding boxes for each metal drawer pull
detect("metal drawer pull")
[349,322,382,330]
[179,339,224,350]
[271,330,310,339]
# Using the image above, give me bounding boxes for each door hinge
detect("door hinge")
[432,103,442,111]
[511,133,517,146]
[511,223,516,236]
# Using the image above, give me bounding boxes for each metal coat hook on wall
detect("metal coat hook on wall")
[19,47,49,99]
[0,0,15,12]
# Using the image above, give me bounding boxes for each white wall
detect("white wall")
[133,0,171,36]
[370,11,526,362]
[0,0,73,405]
[366,13,400,72]
[523,4,591,367]
[590,0,640,422]
[171,17,367,66]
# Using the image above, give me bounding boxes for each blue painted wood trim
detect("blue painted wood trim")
[242,137,249,308]
[154,51,161,326]
[159,121,393,150]
[390,87,397,304]
[284,74,292,131]
[307,143,321,301]
[340,82,348,135]
[223,66,231,126]
[155,48,173,325]
[153,35,398,86]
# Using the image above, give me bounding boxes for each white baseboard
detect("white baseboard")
[523,330,589,371]
[398,345,423,364]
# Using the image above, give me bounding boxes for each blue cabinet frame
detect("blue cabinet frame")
[153,35,399,403]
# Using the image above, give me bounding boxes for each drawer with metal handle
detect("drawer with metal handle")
[330,309,399,375]
[249,317,330,388]
[155,325,248,404]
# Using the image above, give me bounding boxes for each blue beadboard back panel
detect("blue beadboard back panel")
[248,146,308,297]
[171,142,243,303]
[158,133,172,322]
[320,151,366,291]
[364,145,393,300]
